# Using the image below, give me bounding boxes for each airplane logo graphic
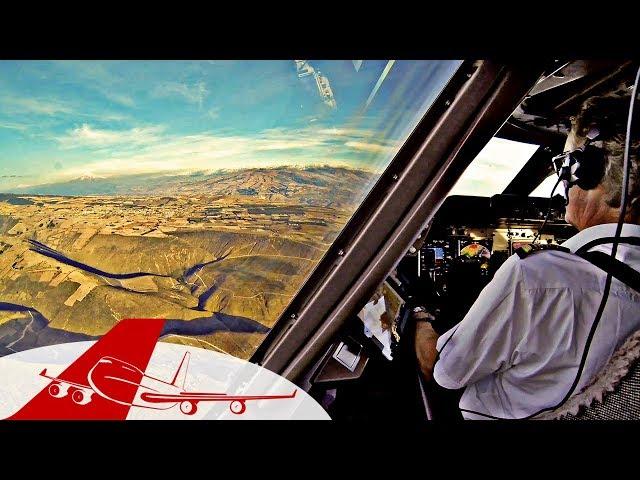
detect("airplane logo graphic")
[39,352,296,416]
[9,318,297,420]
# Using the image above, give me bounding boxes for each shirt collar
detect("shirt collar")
[562,223,640,253]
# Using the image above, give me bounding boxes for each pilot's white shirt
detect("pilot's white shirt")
[434,223,640,419]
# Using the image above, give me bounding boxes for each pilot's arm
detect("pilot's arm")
[414,313,440,381]
[415,255,527,389]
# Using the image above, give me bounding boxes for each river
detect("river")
[0,302,268,358]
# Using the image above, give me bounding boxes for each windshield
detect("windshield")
[448,137,540,197]
[530,174,561,197]
[0,60,460,359]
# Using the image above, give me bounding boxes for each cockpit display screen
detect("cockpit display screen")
[431,247,445,263]
[423,247,445,268]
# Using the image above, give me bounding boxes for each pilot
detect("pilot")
[414,92,640,419]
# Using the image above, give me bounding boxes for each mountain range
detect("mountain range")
[11,165,378,208]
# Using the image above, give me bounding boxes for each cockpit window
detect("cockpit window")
[530,174,560,198]
[0,60,461,359]
[448,137,540,197]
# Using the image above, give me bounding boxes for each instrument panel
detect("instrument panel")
[357,194,577,359]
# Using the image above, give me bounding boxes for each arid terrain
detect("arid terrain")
[0,166,376,359]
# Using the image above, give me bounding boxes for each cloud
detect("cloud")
[0,175,25,178]
[100,112,132,122]
[104,91,135,107]
[0,94,129,128]
[54,161,63,170]
[0,96,73,116]
[207,107,220,120]
[48,125,395,181]
[53,61,135,108]
[344,140,396,153]
[152,81,209,107]
[0,122,30,131]
[317,127,377,138]
[56,124,165,148]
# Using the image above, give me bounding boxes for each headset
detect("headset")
[532,127,607,245]
[551,126,607,203]
[434,65,640,420]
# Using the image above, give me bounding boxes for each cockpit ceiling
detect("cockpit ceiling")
[503,60,637,145]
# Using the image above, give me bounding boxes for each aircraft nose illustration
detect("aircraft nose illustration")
[87,356,145,406]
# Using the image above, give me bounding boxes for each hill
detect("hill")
[14,165,378,208]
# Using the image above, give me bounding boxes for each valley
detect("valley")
[0,165,376,359]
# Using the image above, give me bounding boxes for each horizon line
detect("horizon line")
[0,162,382,196]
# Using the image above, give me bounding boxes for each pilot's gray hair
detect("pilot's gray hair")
[571,90,640,216]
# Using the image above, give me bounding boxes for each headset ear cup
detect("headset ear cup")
[574,146,606,190]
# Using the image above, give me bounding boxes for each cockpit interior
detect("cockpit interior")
[3,58,637,422]
[280,60,638,420]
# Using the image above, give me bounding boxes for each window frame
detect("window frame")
[252,60,549,382]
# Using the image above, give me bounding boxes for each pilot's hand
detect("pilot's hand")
[414,319,439,382]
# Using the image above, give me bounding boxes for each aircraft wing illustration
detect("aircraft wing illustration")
[10,318,165,420]
[140,389,298,404]
[38,368,92,390]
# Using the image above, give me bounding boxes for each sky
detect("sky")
[0,60,461,192]
[450,137,540,197]
[530,172,560,198]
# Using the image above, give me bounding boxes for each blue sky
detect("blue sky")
[0,60,461,192]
